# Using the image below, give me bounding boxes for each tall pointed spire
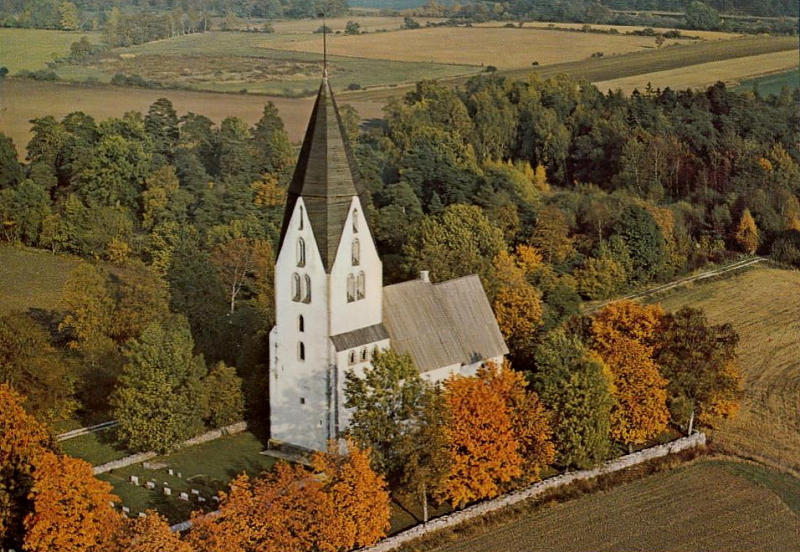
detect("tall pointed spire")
[277,78,369,272]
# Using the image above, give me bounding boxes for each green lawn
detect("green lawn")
[97,431,276,522]
[0,28,101,73]
[60,429,132,466]
[0,246,82,315]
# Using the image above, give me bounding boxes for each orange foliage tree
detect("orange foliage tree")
[116,511,193,552]
[0,384,56,549]
[23,452,122,552]
[492,248,544,357]
[590,300,664,352]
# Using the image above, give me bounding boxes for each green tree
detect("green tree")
[76,134,151,210]
[252,102,294,175]
[532,330,612,469]
[0,133,23,189]
[144,98,180,164]
[344,349,428,480]
[613,205,666,283]
[59,263,115,352]
[58,1,80,30]
[204,361,245,429]
[685,1,721,30]
[655,307,741,434]
[111,316,209,453]
[344,20,360,34]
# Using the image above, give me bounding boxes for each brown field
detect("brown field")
[475,20,741,41]
[0,78,384,155]
[655,266,800,474]
[434,461,800,552]
[271,26,687,69]
[595,50,800,93]
[268,16,446,34]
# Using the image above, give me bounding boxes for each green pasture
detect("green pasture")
[0,28,101,73]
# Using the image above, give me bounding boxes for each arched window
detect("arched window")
[360,348,368,361]
[297,238,306,267]
[298,342,305,361]
[299,206,304,230]
[357,271,366,300]
[352,239,360,266]
[347,274,355,303]
[298,315,304,332]
[303,275,312,303]
[292,273,301,301]
[349,350,356,364]
[352,209,359,233]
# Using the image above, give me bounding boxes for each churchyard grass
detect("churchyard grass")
[430,460,800,552]
[60,430,132,467]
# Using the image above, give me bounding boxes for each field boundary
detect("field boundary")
[57,420,119,441]
[362,433,706,552]
[92,421,248,474]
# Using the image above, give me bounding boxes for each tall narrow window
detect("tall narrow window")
[357,271,366,300]
[298,342,305,361]
[298,315,304,332]
[349,350,356,364]
[292,273,301,301]
[299,206,304,230]
[303,275,312,303]
[360,348,368,361]
[297,238,306,267]
[352,239,360,266]
[352,209,359,233]
[347,274,355,303]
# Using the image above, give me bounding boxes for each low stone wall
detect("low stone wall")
[92,421,249,475]
[363,433,707,552]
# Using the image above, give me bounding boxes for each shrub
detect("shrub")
[347,82,363,90]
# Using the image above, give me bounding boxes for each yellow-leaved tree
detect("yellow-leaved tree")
[733,208,759,254]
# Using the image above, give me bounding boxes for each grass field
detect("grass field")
[60,429,132,466]
[268,15,446,34]
[594,50,799,94]
[0,78,385,155]
[652,265,800,474]
[272,26,687,69]
[0,246,81,315]
[97,431,276,522]
[433,461,800,552]
[0,28,101,73]
[738,67,800,96]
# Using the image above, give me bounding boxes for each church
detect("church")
[268,74,508,452]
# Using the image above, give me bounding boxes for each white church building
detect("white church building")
[269,75,508,452]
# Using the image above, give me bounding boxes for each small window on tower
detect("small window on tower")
[298,315,304,332]
[361,348,367,361]
[292,273,301,302]
[353,209,359,233]
[349,350,356,364]
[298,342,305,361]
[357,271,366,300]
[352,239,360,266]
[299,206,304,230]
[303,275,312,303]
[300,397,306,405]
[347,274,355,303]
[297,238,306,267]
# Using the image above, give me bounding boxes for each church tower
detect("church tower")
[269,76,384,452]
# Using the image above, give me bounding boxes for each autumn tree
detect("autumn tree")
[532,330,613,469]
[59,263,116,352]
[529,205,574,265]
[204,361,245,429]
[344,349,428,479]
[117,511,193,552]
[312,439,391,552]
[0,384,55,550]
[23,452,122,552]
[733,208,759,254]
[111,316,208,453]
[436,371,523,508]
[492,249,544,358]
[655,307,742,433]
[590,300,664,353]
[211,237,259,315]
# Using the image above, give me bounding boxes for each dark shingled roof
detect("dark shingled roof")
[382,275,509,373]
[278,77,371,272]
[330,323,390,352]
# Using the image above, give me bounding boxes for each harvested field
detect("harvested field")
[475,20,740,41]
[0,246,81,315]
[0,79,385,155]
[268,16,446,34]
[433,461,800,552]
[595,50,800,94]
[271,26,686,69]
[0,28,101,73]
[653,266,800,474]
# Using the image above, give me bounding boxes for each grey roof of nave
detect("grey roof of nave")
[382,275,509,373]
[277,77,371,273]
[330,323,390,352]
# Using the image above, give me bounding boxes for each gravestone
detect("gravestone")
[198,497,206,503]
[145,481,155,490]
[212,496,220,503]
[163,487,171,496]
[177,472,182,478]
[122,506,130,514]
[191,489,200,495]
[179,492,189,501]
[138,512,147,518]
[129,475,139,485]
[168,469,174,475]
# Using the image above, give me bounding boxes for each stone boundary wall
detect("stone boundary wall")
[362,433,707,552]
[92,421,249,475]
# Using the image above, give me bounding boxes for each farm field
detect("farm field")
[0,78,385,155]
[0,246,81,315]
[268,15,446,34]
[738,67,800,96]
[652,265,800,474]
[434,461,800,552]
[474,20,740,41]
[594,50,799,94]
[270,25,688,69]
[0,28,101,73]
